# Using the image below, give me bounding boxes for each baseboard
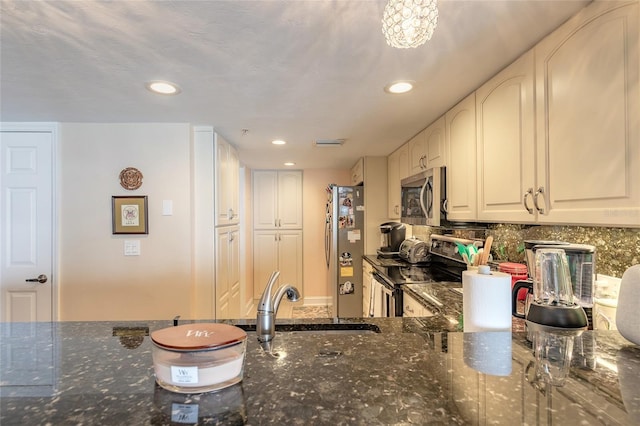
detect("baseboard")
[303,296,332,307]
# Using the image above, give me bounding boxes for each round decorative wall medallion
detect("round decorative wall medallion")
[119,167,143,190]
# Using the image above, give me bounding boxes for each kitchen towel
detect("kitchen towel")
[463,266,512,332]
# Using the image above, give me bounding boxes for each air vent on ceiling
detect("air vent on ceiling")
[314,139,345,147]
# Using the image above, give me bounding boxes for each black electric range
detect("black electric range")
[372,257,464,284]
[366,235,481,316]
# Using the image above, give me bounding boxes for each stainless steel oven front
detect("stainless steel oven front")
[371,273,402,317]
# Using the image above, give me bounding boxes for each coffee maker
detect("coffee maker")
[377,222,406,258]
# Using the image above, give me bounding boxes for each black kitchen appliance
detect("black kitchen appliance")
[515,240,596,327]
[369,234,477,317]
[512,248,588,330]
[377,222,406,258]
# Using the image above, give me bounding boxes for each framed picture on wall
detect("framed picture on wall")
[112,196,148,234]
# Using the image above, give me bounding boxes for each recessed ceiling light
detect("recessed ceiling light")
[272,140,287,145]
[384,81,414,94]
[284,162,295,166]
[146,81,181,95]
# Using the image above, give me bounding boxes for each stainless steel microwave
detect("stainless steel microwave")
[400,167,447,226]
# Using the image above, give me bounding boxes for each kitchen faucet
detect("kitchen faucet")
[257,271,300,352]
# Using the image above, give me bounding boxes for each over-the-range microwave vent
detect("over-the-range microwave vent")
[314,139,345,147]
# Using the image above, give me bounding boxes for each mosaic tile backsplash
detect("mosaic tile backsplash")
[412,224,640,278]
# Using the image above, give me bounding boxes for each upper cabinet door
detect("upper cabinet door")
[215,133,240,226]
[277,170,303,229]
[252,170,279,229]
[387,145,408,219]
[446,93,477,221]
[535,1,640,226]
[425,116,446,169]
[253,170,303,229]
[476,49,536,223]
[408,130,427,175]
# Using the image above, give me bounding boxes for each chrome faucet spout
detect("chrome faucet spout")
[256,271,301,345]
[272,285,301,314]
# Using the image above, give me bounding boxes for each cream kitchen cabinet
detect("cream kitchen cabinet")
[253,170,303,230]
[387,144,409,219]
[409,117,446,175]
[477,1,639,227]
[424,116,446,169]
[533,0,640,227]
[215,133,240,226]
[192,126,242,319]
[408,129,427,175]
[253,230,303,299]
[476,49,536,223]
[215,226,240,319]
[445,93,477,221]
[350,158,364,186]
[402,293,432,318]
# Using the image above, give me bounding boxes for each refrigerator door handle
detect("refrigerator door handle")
[325,222,330,268]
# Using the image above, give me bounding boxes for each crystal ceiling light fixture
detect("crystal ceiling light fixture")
[145,80,181,95]
[382,0,439,49]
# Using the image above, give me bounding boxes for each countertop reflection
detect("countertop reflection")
[1,319,638,425]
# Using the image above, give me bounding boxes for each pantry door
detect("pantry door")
[0,125,55,322]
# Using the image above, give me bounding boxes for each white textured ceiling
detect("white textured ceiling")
[1,0,590,169]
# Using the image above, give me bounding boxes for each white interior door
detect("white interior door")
[0,126,54,322]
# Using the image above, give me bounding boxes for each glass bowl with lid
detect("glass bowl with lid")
[150,323,247,394]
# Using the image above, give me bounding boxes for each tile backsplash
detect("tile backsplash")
[412,224,640,278]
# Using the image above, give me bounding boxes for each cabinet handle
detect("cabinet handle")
[228,208,235,219]
[533,187,545,215]
[523,188,534,214]
[278,219,282,227]
[394,205,399,215]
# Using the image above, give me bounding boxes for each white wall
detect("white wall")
[55,123,355,318]
[58,123,193,320]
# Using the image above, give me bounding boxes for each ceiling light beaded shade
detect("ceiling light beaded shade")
[382,0,439,49]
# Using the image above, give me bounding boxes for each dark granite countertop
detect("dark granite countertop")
[1,318,639,425]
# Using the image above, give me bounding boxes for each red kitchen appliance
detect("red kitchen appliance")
[499,262,528,301]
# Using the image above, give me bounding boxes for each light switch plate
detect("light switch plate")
[162,200,173,216]
[124,240,141,256]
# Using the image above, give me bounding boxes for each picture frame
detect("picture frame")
[112,196,148,234]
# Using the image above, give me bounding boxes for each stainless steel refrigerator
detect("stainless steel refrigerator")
[325,185,364,318]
